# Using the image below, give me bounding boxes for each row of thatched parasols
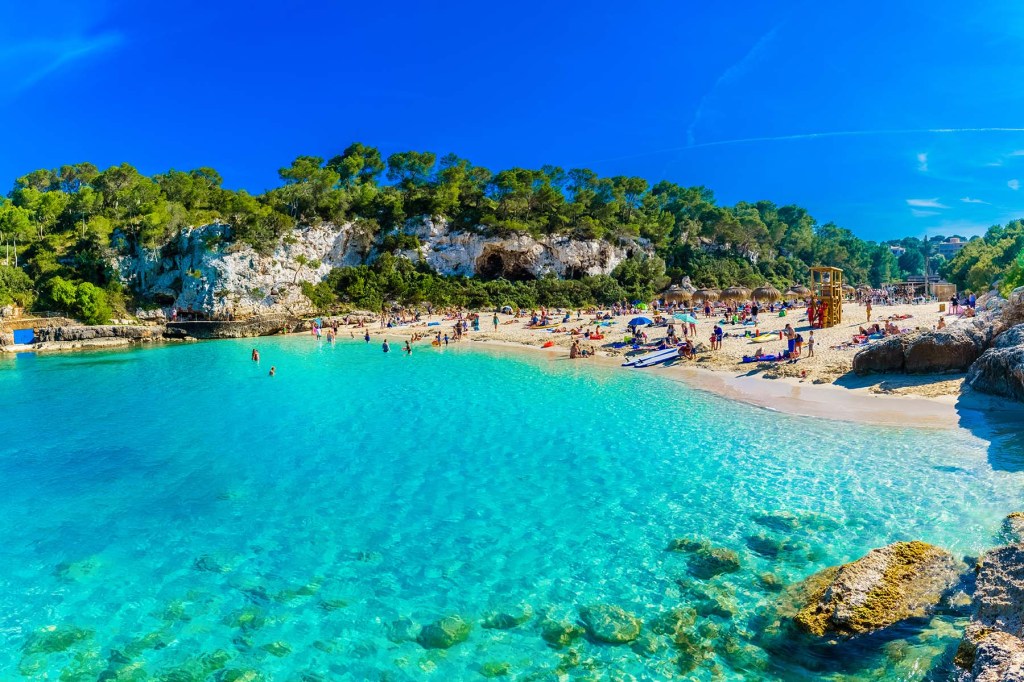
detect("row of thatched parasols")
[662,282,858,304]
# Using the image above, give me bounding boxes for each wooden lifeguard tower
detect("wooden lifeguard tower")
[809,266,843,327]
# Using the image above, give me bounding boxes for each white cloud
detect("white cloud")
[1010,179,1020,191]
[911,209,940,218]
[1010,150,1024,156]
[987,160,1005,167]
[906,198,948,208]
[917,152,928,172]
[961,197,989,204]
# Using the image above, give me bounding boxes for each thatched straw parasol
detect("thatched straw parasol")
[692,288,719,303]
[752,284,782,302]
[856,284,872,291]
[720,286,751,302]
[791,285,811,296]
[662,285,693,304]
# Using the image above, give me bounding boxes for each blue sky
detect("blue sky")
[3,1,1024,242]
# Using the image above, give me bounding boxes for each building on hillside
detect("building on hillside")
[889,245,906,257]
[935,237,966,259]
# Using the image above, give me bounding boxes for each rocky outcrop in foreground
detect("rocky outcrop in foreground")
[790,541,961,637]
[967,323,1024,402]
[955,536,1024,680]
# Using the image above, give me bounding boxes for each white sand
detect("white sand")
[333,300,970,425]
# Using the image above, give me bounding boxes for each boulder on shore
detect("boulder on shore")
[853,324,997,376]
[790,541,961,637]
[955,543,1024,681]
[967,323,1024,402]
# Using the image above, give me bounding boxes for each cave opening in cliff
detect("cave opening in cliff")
[478,252,535,281]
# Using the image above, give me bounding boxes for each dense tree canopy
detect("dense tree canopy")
[2,142,1019,320]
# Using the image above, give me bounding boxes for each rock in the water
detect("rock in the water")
[1002,513,1024,545]
[578,604,642,644]
[540,618,586,647]
[967,323,1024,402]
[791,541,961,636]
[666,537,742,578]
[416,615,471,649]
[954,544,1024,681]
[481,603,533,629]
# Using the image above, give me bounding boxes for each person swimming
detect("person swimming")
[268,366,276,376]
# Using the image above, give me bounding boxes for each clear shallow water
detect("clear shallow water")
[1,338,1022,681]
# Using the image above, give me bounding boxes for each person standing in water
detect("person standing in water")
[364,330,371,344]
[269,366,276,377]
[382,339,390,353]
[251,348,260,362]
[404,340,412,355]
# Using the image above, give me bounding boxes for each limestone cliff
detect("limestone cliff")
[117,219,641,317]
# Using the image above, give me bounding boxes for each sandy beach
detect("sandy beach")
[336,300,979,427]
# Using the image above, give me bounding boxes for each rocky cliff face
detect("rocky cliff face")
[118,219,640,317]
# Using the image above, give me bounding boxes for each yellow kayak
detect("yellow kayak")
[750,333,777,343]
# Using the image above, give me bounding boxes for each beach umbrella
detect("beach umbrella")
[692,288,719,303]
[720,286,750,301]
[752,284,782,302]
[783,288,801,300]
[673,313,698,324]
[791,285,811,295]
[636,303,649,310]
[628,316,653,327]
[662,285,693,304]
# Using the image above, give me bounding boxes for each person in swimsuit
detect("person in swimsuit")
[382,339,390,353]
[251,349,260,362]
[268,366,276,377]
[364,330,371,343]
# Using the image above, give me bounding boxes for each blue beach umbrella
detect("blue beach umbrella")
[628,317,653,327]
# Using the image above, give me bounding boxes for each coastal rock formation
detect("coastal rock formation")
[578,604,642,644]
[955,542,1024,681]
[967,323,1024,402]
[120,219,644,318]
[791,541,961,637]
[404,219,634,279]
[853,321,998,375]
[34,325,163,343]
[416,615,471,649]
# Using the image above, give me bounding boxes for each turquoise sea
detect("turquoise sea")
[2,337,1024,681]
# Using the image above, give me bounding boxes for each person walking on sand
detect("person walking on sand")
[866,300,872,322]
[493,313,499,331]
[807,331,815,357]
[784,323,796,356]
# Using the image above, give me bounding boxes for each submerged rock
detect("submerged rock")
[480,661,512,678]
[665,537,742,579]
[578,604,642,644]
[648,607,697,637]
[954,544,1024,681]
[540,618,586,648]
[22,625,93,655]
[791,541,961,637]
[416,615,471,649]
[481,603,533,629]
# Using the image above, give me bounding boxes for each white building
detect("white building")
[935,237,966,259]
